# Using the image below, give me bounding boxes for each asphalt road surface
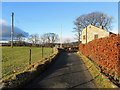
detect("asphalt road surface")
[26,52,97,88]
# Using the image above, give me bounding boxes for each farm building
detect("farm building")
[81,25,115,44]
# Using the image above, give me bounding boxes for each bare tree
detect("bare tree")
[44,33,51,43]
[28,34,39,46]
[16,33,24,45]
[40,33,59,47]
[73,27,81,43]
[16,33,23,42]
[41,33,59,44]
[40,35,47,45]
[73,12,113,43]
[50,33,59,43]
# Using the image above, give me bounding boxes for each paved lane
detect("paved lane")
[26,52,97,88]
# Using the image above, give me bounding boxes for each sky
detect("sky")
[1,0,119,2]
[1,2,118,42]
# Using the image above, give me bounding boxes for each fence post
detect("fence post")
[52,47,54,54]
[29,49,31,65]
[49,51,50,57]
[42,46,44,58]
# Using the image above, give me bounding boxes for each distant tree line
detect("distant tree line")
[13,32,59,47]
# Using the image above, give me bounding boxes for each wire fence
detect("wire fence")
[2,46,56,78]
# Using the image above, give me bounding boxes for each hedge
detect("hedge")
[79,34,120,84]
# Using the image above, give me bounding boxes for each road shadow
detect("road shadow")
[26,51,97,88]
[26,51,68,88]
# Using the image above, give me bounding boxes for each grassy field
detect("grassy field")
[2,47,53,78]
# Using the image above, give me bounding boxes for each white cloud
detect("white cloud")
[60,35,77,43]
[0,19,6,24]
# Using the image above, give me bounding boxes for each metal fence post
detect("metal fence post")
[29,49,31,65]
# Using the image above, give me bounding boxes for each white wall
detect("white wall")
[82,25,110,44]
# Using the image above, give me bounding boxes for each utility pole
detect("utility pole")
[60,24,62,48]
[86,26,87,44]
[11,12,14,48]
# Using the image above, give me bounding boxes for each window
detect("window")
[83,35,86,40]
[94,34,98,39]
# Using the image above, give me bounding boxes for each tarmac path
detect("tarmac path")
[26,52,97,88]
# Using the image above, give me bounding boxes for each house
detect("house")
[81,25,114,44]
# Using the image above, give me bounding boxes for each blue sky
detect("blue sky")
[2,2,118,42]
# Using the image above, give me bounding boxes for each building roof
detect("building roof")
[82,24,117,35]
[82,25,108,32]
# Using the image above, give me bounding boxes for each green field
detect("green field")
[2,47,53,78]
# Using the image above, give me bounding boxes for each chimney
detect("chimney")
[100,25,104,29]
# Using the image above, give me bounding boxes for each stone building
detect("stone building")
[81,25,113,44]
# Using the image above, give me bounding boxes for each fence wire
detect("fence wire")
[2,46,55,78]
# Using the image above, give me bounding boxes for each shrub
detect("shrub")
[79,34,120,82]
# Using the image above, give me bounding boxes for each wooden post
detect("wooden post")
[42,46,44,58]
[29,49,31,65]
[52,47,54,54]
[49,51,50,57]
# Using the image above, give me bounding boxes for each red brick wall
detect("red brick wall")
[79,34,120,80]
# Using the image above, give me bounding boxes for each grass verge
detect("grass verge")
[77,51,118,88]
